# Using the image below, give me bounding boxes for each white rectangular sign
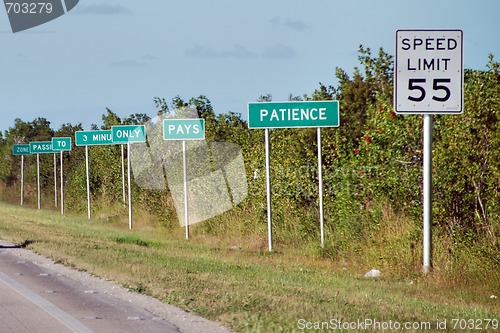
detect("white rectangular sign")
[395,29,463,114]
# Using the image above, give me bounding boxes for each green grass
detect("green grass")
[0,201,498,333]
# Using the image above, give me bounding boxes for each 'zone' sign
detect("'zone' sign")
[395,29,463,114]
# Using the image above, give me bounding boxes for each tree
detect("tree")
[54,122,84,189]
[101,108,122,129]
[433,55,500,243]
[189,95,215,120]
[154,97,170,116]
[257,93,272,102]
[124,113,151,125]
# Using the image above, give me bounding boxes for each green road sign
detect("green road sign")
[75,130,113,146]
[12,144,31,155]
[29,141,57,154]
[52,137,72,151]
[163,119,205,140]
[248,101,340,129]
[112,125,146,144]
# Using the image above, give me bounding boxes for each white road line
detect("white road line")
[0,271,95,333]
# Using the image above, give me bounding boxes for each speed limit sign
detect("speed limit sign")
[395,30,463,114]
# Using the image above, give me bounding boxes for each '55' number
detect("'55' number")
[408,78,451,102]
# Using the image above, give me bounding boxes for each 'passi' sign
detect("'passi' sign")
[29,141,57,154]
[395,30,463,114]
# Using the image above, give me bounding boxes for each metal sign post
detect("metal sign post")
[52,137,72,215]
[76,130,115,220]
[54,153,58,209]
[85,145,91,220]
[12,144,31,205]
[37,153,40,209]
[423,115,433,272]
[395,29,463,274]
[127,142,133,229]
[29,141,58,210]
[162,119,206,239]
[121,144,126,205]
[21,155,24,206]
[112,125,147,229]
[317,128,325,248]
[182,140,189,239]
[248,101,340,251]
[265,128,272,251]
[60,151,64,214]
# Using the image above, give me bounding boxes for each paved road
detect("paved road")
[0,240,232,333]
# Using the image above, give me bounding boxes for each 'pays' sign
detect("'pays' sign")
[163,119,205,140]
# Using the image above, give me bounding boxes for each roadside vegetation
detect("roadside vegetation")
[0,46,499,332]
[0,202,498,332]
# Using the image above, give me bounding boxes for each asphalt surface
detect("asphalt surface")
[0,240,232,333]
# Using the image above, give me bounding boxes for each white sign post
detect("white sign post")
[76,130,114,220]
[21,155,25,205]
[248,101,340,251]
[75,129,145,222]
[29,141,58,210]
[163,119,205,239]
[12,144,31,206]
[60,151,64,214]
[52,137,72,215]
[395,29,463,274]
[86,146,91,219]
[37,153,40,209]
[121,145,126,205]
[112,125,147,229]
[54,153,58,209]
[265,129,272,250]
[317,128,324,246]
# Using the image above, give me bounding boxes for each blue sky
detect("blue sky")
[1,0,499,133]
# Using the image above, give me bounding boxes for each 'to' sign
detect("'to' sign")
[52,137,72,151]
[395,29,463,114]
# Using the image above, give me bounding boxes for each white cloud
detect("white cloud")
[74,3,131,15]
[185,44,257,59]
[270,17,308,31]
[141,54,159,61]
[263,43,296,59]
[110,59,146,67]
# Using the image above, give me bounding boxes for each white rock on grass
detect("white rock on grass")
[364,269,381,278]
